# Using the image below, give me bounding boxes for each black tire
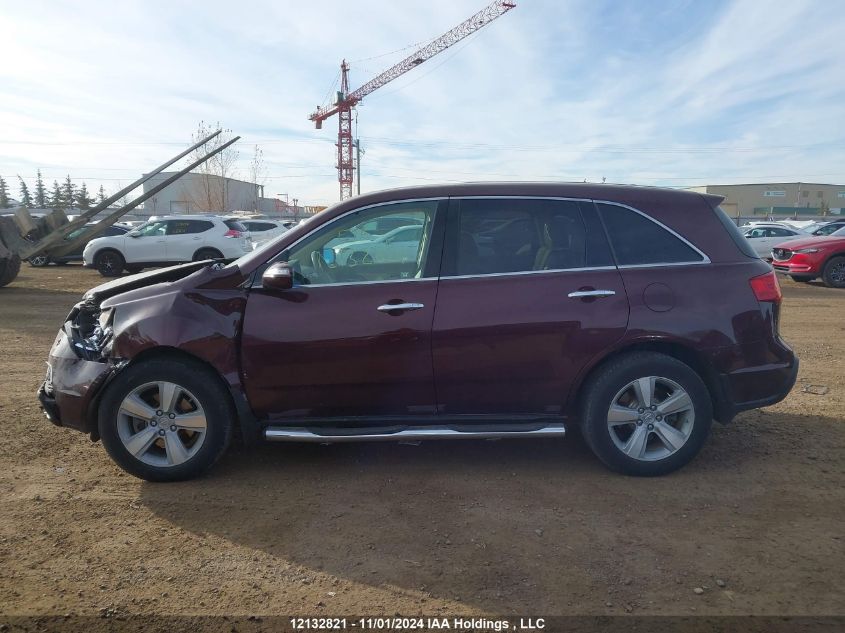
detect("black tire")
[821,256,845,288]
[94,249,125,277]
[193,248,223,261]
[580,352,713,476]
[0,254,21,287]
[125,265,144,274]
[790,275,813,283]
[98,358,234,482]
[28,254,50,267]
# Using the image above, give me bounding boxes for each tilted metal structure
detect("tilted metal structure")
[309,0,516,200]
[0,130,240,287]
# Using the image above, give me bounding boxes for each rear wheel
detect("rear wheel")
[193,248,223,261]
[821,256,845,288]
[98,359,234,482]
[0,254,21,287]
[95,250,125,277]
[580,352,712,476]
[28,254,50,267]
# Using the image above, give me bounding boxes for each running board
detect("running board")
[264,423,566,443]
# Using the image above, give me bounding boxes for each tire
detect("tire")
[0,254,21,287]
[98,358,234,482]
[790,275,813,283]
[94,249,125,277]
[193,248,223,261]
[580,352,713,476]
[28,254,50,267]
[821,256,845,288]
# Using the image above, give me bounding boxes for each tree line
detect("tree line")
[0,170,108,212]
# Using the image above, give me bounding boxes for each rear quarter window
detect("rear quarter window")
[597,203,705,265]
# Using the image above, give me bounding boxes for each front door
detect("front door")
[124,220,167,263]
[241,199,446,421]
[432,197,630,416]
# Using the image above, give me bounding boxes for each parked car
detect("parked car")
[233,218,288,245]
[772,226,845,287]
[740,224,806,259]
[39,183,797,481]
[82,215,252,276]
[331,222,425,266]
[28,224,129,267]
[808,219,845,236]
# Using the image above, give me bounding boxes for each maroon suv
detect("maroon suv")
[38,183,798,481]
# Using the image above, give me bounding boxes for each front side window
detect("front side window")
[279,200,439,286]
[448,198,609,276]
[597,203,705,266]
[135,221,167,237]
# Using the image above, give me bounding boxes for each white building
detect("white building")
[141,172,268,215]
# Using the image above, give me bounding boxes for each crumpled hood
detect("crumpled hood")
[84,261,211,304]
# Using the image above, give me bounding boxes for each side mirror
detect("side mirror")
[262,262,294,290]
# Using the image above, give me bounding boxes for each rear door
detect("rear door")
[431,197,629,416]
[165,219,214,261]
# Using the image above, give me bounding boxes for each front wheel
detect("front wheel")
[94,250,125,277]
[98,358,233,482]
[580,352,712,476]
[822,256,845,288]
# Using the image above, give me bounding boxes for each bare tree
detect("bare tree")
[248,145,266,211]
[185,121,239,212]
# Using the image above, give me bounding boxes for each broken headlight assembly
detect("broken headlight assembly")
[65,300,114,361]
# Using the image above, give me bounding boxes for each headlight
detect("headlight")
[794,248,820,254]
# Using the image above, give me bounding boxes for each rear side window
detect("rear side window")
[167,220,213,235]
[597,203,705,266]
[712,205,758,259]
[448,198,612,276]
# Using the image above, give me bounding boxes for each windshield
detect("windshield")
[225,211,327,271]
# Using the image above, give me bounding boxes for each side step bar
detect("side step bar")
[264,423,566,443]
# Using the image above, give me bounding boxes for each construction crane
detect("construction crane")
[309,0,516,200]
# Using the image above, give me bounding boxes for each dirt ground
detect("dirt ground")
[0,264,843,623]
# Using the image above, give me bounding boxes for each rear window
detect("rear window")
[223,220,247,232]
[712,205,759,259]
[597,203,705,265]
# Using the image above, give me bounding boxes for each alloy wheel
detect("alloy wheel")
[116,381,208,467]
[606,376,695,461]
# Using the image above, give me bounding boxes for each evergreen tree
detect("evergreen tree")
[49,180,64,210]
[18,176,33,208]
[76,182,92,210]
[34,169,47,208]
[62,175,76,209]
[97,184,107,206]
[0,175,10,208]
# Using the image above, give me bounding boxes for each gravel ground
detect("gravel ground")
[0,265,843,623]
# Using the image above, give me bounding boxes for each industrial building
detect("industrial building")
[686,182,845,219]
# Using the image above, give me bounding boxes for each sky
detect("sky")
[0,0,843,207]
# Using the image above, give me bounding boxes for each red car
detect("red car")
[772,227,845,287]
[38,183,798,481]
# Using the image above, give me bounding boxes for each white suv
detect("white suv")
[83,215,253,277]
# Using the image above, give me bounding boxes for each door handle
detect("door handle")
[567,289,616,299]
[377,302,425,313]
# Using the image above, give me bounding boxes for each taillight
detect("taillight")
[223,229,242,238]
[749,271,782,303]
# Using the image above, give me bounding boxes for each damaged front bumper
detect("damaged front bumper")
[37,301,124,438]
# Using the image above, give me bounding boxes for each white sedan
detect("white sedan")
[740,225,806,259]
[332,225,424,267]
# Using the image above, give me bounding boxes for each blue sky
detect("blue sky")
[1,0,843,206]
